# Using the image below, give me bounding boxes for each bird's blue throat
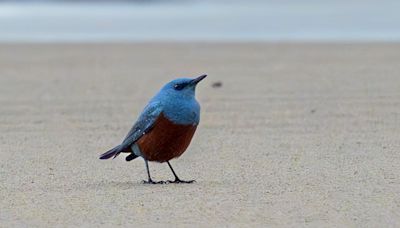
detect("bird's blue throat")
[151,92,200,126]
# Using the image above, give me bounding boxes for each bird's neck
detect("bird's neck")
[163,98,200,125]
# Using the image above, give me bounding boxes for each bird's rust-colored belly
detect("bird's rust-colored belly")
[137,114,197,162]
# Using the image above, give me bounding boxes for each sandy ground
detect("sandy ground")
[1,43,400,227]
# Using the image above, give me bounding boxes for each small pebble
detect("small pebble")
[212,81,222,88]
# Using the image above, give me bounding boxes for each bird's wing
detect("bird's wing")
[119,101,163,150]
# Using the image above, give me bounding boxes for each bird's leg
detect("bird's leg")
[142,160,165,184]
[166,161,195,184]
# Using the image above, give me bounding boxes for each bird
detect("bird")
[99,74,207,184]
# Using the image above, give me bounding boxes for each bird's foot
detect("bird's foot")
[167,178,196,184]
[141,179,166,185]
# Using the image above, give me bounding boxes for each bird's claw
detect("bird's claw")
[141,179,166,185]
[167,179,196,184]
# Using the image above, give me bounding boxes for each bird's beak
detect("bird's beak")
[190,74,207,85]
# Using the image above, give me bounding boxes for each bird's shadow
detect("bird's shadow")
[80,181,138,191]
[86,180,200,190]
[86,180,167,190]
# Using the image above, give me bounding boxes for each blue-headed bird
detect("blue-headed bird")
[99,74,207,184]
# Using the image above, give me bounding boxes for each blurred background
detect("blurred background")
[0,0,399,42]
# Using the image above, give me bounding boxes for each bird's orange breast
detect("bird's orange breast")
[136,113,197,162]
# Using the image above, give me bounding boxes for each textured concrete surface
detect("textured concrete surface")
[1,43,400,227]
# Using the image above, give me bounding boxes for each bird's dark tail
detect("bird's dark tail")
[99,145,123,160]
[125,153,138,162]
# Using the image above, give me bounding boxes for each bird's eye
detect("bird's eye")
[174,83,185,90]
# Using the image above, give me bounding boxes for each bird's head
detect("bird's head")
[160,74,207,98]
